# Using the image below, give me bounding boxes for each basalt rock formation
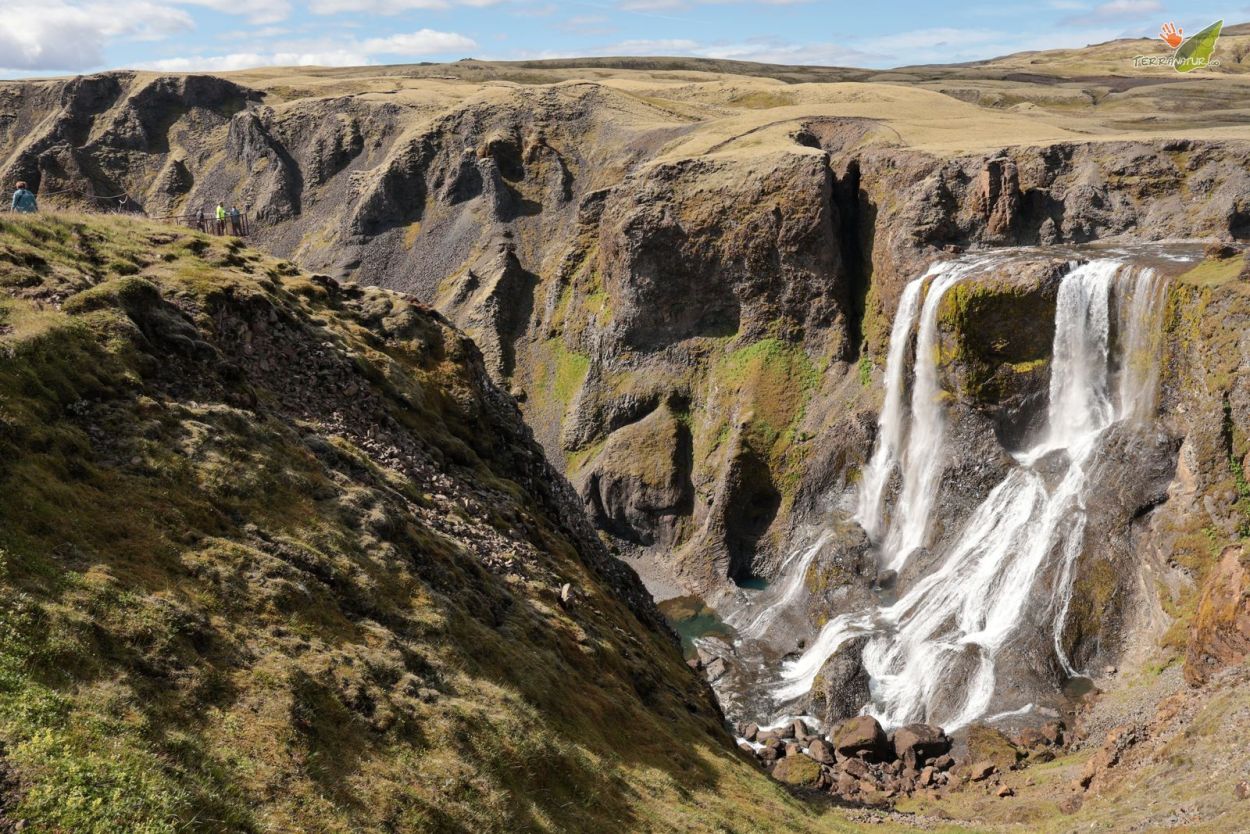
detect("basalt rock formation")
[6,62,1250,605]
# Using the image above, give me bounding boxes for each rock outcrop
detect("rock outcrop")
[1185,545,1250,685]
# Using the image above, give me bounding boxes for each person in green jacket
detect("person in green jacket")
[11,182,37,214]
[215,202,227,235]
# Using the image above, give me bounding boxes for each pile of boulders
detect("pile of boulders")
[737,714,1070,805]
[736,715,955,803]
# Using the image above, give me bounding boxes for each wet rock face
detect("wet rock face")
[809,636,871,726]
[1058,422,1182,671]
[936,260,1066,418]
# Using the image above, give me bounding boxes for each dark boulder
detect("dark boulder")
[892,723,951,766]
[831,715,888,761]
[808,636,870,726]
[807,738,836,765]
[841,757,869,779]
[970,761,997,781]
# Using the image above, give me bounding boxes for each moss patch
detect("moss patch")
[1176,255,1247,288]
[703,337,822,510]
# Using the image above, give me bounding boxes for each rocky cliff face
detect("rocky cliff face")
[3,66,1250,650]
[1155,253,1250,685]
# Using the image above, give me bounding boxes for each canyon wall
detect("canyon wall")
[4,70,1250,690]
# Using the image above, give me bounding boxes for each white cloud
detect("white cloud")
[136,28,478,71]
[619,0,684,9]
[511,4,559,16]
[620,0,809,9]
[1060,0,1162,25]
[175,0,293,25]
[360,29,479,54]
[309,0,448,12]
[140,49,370,71]
[306,0,507,12]
[0,1,193,71]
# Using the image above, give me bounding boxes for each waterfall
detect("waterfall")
[735,259,984,645]
[882,263,972,570]
[1116,270,1169,426]
[725,530,832,641]
[855,277,924,544]
[772,259,1168,730]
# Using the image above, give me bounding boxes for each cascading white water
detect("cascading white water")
[735,259,984,646]
[855,258,998,572]
[1116,271,1169,426]
[1023,261,1115,462]
[1047,265,1169,676]
[855,277,923,544]
[772,259,1168,730]
[883,263,976,570]
[726,530,832,641]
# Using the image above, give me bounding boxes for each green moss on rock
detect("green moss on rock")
[965,726,1024,773]
[771,753,822,786]
[935,265,1063,407]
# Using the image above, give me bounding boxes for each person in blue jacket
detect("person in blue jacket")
[11,182,37,213]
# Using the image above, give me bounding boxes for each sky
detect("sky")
[0,0,1241,78]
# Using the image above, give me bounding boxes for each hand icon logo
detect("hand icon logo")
[1160,22,1183,49]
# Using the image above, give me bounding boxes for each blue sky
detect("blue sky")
[0,0,1240,77]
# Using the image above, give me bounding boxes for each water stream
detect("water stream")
[706,252,1177,732]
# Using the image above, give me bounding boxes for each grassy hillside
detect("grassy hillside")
[0,214,972,833]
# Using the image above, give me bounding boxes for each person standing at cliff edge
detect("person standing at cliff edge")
[11,182,37,214]
[215,201,226,235]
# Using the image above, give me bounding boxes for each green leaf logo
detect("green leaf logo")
[1175,19,1222,73]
